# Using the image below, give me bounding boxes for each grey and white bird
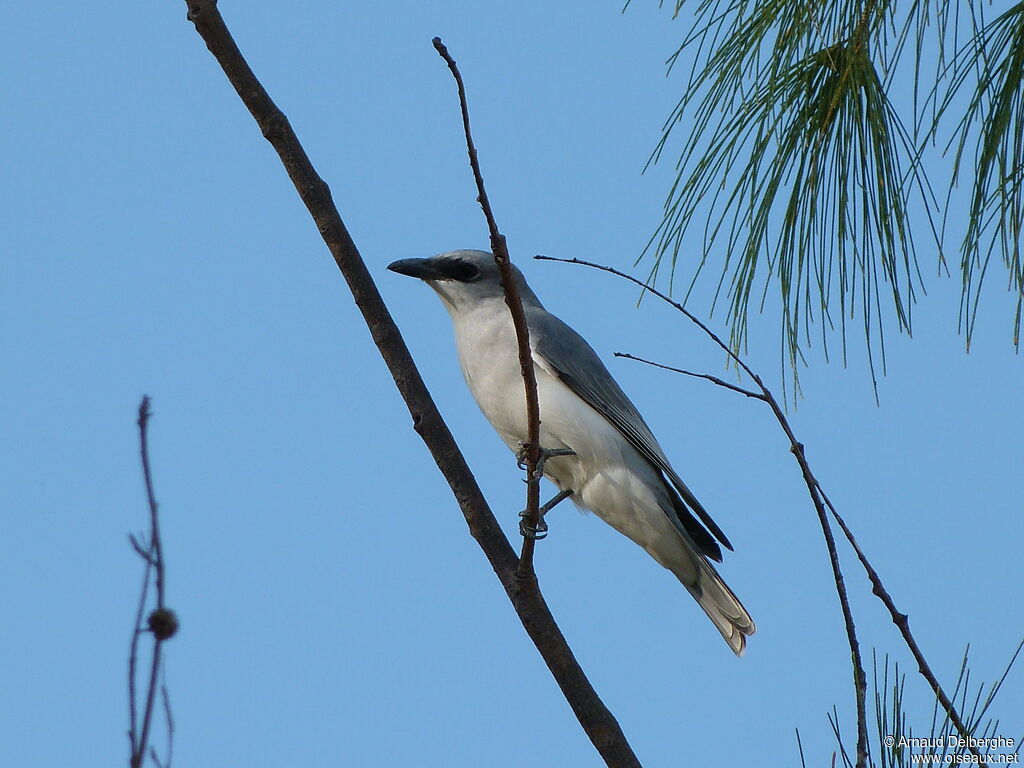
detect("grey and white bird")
[388,249,755,655]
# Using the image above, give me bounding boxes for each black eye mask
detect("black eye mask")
[434,258,481,282]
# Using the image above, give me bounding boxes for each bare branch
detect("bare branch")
[178,5,641,765]
[541,255,868,765]
[543,255,933,766]
[129,534,156,565]
[138,398,166,609]
[127,551,149,759]
[821,488,981,748]
[548,253,989,763]
[155,678,174,768]
[613,352,766,401]
[431,37,544,576]
[129,397,176,768]
[536,255,762,380]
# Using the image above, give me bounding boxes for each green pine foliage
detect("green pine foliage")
[639,1,1024,389]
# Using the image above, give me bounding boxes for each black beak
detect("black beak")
[387,258,443,280]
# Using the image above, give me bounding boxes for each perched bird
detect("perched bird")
[388,250,754,654]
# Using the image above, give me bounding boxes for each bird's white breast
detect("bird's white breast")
[451,300,532,449]
[448,298,688,566]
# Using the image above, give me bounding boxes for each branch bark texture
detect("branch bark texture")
[180,4,641,765]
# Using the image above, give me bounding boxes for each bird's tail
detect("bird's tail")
[679,557,756,656]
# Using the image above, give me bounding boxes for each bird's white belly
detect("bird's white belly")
[454,312,682,562]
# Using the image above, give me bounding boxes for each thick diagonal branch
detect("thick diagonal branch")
[179,4,641,766]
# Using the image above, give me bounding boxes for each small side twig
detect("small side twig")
[152,677,174,768]
[128,397,178,768]
[432,37,544,577]
[613,352,766,400]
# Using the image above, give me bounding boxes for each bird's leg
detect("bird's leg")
[519,489,573,539]
[515,443,576,481]
[515,443,575,539]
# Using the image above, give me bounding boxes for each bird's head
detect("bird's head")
[387,249,541,315]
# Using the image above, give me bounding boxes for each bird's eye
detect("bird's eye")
[441,260,480,282]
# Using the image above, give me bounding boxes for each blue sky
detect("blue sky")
[2,2,1020,766]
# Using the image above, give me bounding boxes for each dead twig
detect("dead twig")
[535,255,854,768]
[542,253,987,764]
[128,396,177,768]
[613,352,766,401]
[178,6,641,765]
[431,37,544,577]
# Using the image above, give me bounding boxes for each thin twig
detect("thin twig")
[536,256,757,379]
[129,397,176,768]
[138,399,166,609]
[134,398,162,768]
[156,677,174,768]
[432,37,544,577]
[163,682,174,765]
[540,255,873,767]
[821,489,982,750]
[544,254,986,764]
[613,352,766,400]
[129,534,157,565]
[127,543,151,758]
[178,6,641,765]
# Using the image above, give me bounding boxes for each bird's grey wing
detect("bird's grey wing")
[528,307,733,555]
